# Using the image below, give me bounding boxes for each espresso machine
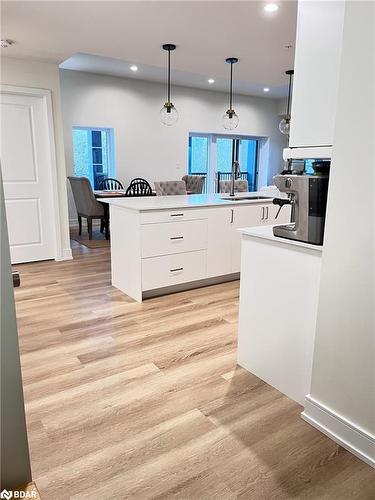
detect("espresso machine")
[272,162,330,245]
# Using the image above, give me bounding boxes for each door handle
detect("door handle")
[170,236,184,240]
[230,209,234,224]
[266,206,269,220]
[261,207,264,220]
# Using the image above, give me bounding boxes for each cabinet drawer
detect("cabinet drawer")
[141,219,207,258]
[142,250,207,291]
[140,209,208,225]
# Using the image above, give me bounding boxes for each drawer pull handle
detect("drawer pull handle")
[170,213,184,217]
[170,236,184,240]
[170,267,183,272]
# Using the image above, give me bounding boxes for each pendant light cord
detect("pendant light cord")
[167,49,171,103]
[229,62,233,110]
[286,71,293,118]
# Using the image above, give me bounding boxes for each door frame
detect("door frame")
[1,84,63,261]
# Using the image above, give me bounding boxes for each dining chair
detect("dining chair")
[154,181,187,196]
[218,179,249,194]
[99,177,124,190]
[125,178,153,196]
[68,176,109,240]
[182,175,205,194]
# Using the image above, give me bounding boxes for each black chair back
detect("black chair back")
[99,178,124,190]
[125,178,153,197]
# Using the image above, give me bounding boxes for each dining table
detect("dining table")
[93,191,130,238]
[94,189,193,199]
[94,190,129,199]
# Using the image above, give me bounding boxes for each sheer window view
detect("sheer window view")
[304,159,315,174]
[188,134,258,193]
[188,136,209,175]
[72,127,114,189]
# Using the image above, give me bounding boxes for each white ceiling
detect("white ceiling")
[1,1,298,98]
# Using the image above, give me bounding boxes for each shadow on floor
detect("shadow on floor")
[70,221,110,249]
[198,365,371,499]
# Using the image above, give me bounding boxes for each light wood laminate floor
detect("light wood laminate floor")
[14,241,375,500]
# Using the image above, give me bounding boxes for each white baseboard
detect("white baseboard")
[301,395,375,468]
[56,247,73,261]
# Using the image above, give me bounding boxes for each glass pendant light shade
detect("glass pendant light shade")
[160,103,178,126]
[279,69,294,135]
[161,44,178,126]
[223,57,239,130]
[222,109,239,130]
[279,116,290,135]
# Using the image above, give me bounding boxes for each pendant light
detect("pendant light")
[222,57,239,130]
[160,43,178,126]
[279,69,294,135]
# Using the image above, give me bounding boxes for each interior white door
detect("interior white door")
[1,91,57,263]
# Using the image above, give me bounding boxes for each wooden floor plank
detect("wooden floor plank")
[13,239,375,499]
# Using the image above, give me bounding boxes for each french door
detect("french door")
[188,133,258,193]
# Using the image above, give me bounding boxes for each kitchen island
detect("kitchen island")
[104,193,291,302]
[237,225,323,405]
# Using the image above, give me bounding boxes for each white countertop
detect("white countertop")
[239,225,323,252]
[102,192,278,211]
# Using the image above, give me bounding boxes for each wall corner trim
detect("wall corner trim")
[57,247,73,261]
[301,395,375,468]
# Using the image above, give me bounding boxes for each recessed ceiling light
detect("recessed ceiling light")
[264,3,279,13]
[208,78,215,84]
[263,87,270,92]
[130,65,138,72]
[1,39,15,48]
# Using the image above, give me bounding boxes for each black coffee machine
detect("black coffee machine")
[272,161,330,246]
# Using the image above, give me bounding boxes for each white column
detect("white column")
[302,0,375,468]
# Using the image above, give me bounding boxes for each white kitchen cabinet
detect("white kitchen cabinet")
[289,1,345,148]
[207,204,276,277]
[141,219,208,258]
[238,226,322,405]
[230,203,291,273]
[109,196,287,302]
[263,202,291,225]
[206,207,232,278]
[142,250,207,291]
[230,205,264,273]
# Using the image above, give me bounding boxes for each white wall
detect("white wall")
[310,1,374,436]
[60,69,287,220]
[1,57,71,257]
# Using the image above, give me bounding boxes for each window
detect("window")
[216,138,233,173]
[304,159,315,174]
[188,133,259,193]
[188,135,209,174]
[72,127,115,189]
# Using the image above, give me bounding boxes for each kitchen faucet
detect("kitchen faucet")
[230,159,241,197]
